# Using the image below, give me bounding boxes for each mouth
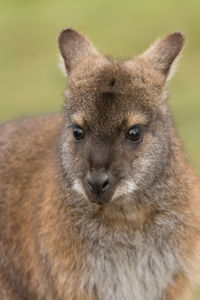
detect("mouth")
[87,193,111,205]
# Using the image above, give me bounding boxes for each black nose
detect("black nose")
[87,171,111,196]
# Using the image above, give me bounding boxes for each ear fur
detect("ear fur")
[58,28,100,74]
[141,32,185,80]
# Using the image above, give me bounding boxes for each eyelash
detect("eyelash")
[66,124,77,129]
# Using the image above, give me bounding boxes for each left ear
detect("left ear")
[58,28,100,74]
[140,31,185,81]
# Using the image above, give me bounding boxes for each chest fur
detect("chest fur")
[83,233,182,300]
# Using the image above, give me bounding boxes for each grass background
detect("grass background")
[0,0,200,298]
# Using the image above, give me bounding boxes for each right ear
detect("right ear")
[58,28,100,74]
[140,32,185,81]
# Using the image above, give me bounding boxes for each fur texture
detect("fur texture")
[0,29,200,300]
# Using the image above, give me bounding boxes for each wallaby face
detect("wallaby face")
[59,29,184,207]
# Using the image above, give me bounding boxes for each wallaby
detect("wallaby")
[0,28,200,300]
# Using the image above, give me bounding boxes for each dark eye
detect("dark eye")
[73,127,85,141]
[127,125,143,142]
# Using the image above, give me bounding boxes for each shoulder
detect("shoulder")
[0,113,64,140]
[0,113,64,175]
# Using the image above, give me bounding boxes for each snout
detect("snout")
[86,170,111,204]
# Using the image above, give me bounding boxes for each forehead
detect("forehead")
[66,58,163,134]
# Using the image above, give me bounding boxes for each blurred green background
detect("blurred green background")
[0,0,200,298]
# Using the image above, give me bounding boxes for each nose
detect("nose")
[87,171,111,196]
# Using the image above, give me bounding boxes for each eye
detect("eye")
[126,125,143,142]
[73,127,85,141]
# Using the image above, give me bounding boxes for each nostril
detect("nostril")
[87,179,94,192]
[102,178,110,192]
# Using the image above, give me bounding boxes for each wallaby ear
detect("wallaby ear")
[58,28,100,74]
[141,32,185,80]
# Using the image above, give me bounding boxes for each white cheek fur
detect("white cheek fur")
[112,179,137,201]
[73,179,85,196]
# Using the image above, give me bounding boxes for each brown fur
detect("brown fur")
[0,29,200,299]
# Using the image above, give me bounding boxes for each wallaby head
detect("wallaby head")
[58,29,185,208]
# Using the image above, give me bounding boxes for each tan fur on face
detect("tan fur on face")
[127,113,149,127]
[71,112,85,127]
